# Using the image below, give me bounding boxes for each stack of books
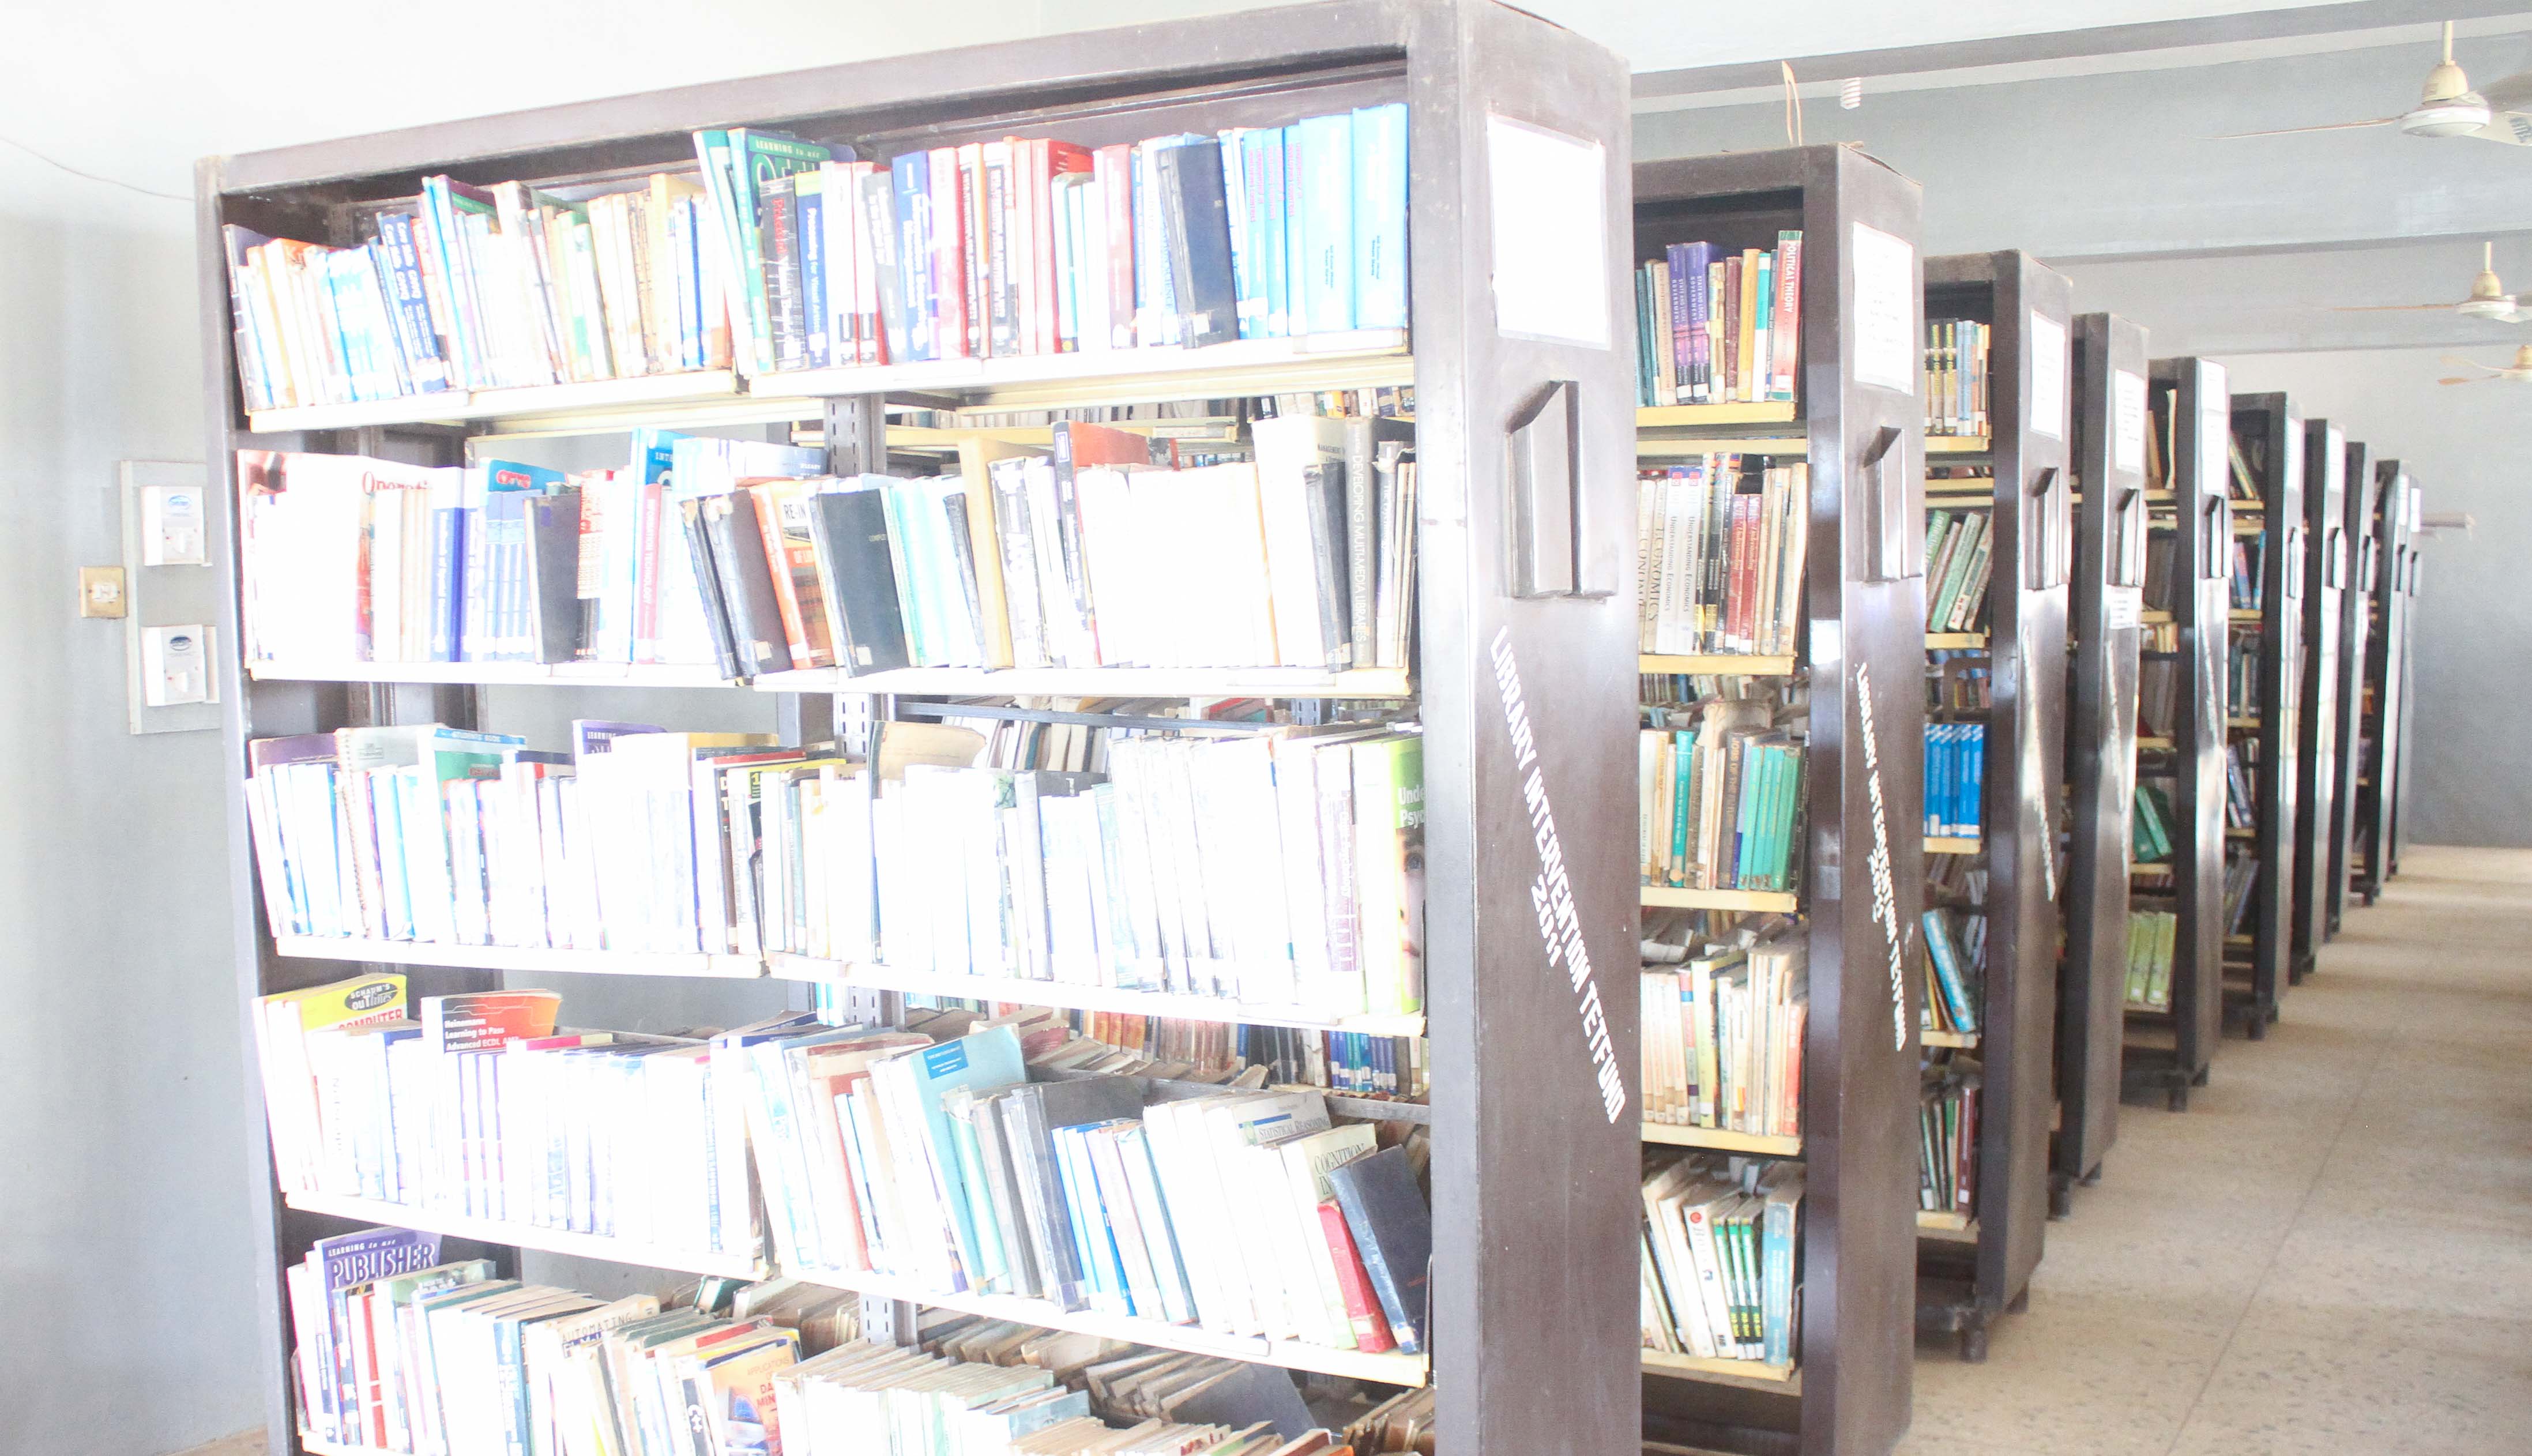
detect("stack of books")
[236,416,1419,679]
[1924,320,1990,437]
[1631,235,1805,407]
[2225,741,2259,826]
[1924,723,1987,837]
[1636,459,1811,658]
[220,108,1411,412]
[1918,1063,1980,1215]
[2124,909,2177,1010]
[1639,934,1808,1138]
[240,716,1425,1024]
[1924,505,1995,633]
[1638,1153,1804,1367]
[1638,712,1805,894]
[740,1022,1433,1358]
[2223,853,2260,936]
[2132,783,2176,864]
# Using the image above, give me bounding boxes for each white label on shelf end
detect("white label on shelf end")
[2106,586,2143,630]
[1850,223,1917,394]
[2113,370,2147,473]
[1484,116,1611,349]
[2028,312,2067,442]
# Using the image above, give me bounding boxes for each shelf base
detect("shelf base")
[1641,1349,1800,1391]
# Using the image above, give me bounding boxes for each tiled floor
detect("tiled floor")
[1897,844,2532,1455]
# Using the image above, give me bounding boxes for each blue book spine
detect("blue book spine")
[677,198,705,370]
[1220,134,1254,340]
[458,505,490,661]
[1684,241,1714,401]
[377,215,449,393]
[1262,128,1291,338]
[799,185,830,368]
[1052,1126,1127,1315]
[1238,132,1271,339]
[1350,103,1408,332]
[1969,724,1986,834]
[890,153,934,362]
[430,507,461,661]
[1293,113,1355,335]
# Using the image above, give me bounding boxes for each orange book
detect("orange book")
[744,479,836,669]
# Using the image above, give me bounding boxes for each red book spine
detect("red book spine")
[1318,1201,1397,1352]
[1727,490,1756,649]
[745,486,815,669]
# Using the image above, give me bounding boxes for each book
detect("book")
[1324,1145,1430,1355]
[1638,934,1806,1137]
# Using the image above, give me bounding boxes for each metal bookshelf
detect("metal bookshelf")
[2291,421,2349,979]
[2122,359,2230,1111]
[2352,462,2418,904]
[1630,144,1927,1456]
[1910,252,2071,1364]
[198,7,1645,1454]
[2324,441,2377,935]
[2053,311,2147,1213]
[2226,393,2305,1035]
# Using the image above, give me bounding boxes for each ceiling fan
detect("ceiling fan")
[2217,21,2532,145]
[2438,344,2532,383]
[2334,242,2530,323]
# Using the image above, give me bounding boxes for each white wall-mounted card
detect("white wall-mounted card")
[2113,370,2147,474]
[1850,223,1916,394]
[2028,311,2067,442]
[1485,115,1610,349]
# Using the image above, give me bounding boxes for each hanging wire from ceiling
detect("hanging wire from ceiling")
[0,133,189,203]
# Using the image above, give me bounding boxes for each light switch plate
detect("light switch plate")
[118,461,221,735]
[80,566,127,618]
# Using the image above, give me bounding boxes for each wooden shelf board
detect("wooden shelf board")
[2139,609,2176,624]
[780,329,1412,411]
[2227,826,2256,838]
[2131,861,2174,877]
[763,953,1425,1036]
[1922,1029,1980,1049]
[2137,736,2176,750]
[785,1263,1428,1386]
[299,1434,372,1456]
[1635,401,1798,427]
[1639,653,1798,677]
[1640,1123,1803,1156]
[274,936,765,979]
[281,1190,764,1278]
[1925,633,1988,649]
[243,369,758,435]
[246,660,735,688]
[751,664,1412,701]
[1638,434,1807,458]
[1641,1350,1800,1390]
[2229,609,2263,622]
[1925,435,1992,454]
[1916,1209,1976,1235]
[1639,886,1799,913]
[2228,717,2262,729]
[881,417,1242,451]
[1924,836,1982,856]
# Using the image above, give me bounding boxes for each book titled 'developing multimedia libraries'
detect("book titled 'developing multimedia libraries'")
[1632,236,1804,407]
[236,412,1417,679]
[242,713,1424,1022]
[222,108,1409,413]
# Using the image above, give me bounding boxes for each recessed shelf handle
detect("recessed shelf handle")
[1507,379,1579,600]
[1864,424,1916,582]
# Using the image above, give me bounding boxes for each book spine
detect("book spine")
[928,145,968,360]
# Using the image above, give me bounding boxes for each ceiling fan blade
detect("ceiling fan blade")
[2328,302,2466,313]
[2477,71,2532,113]
[2437,375,2490,385]
[2466,112,2532,145]
[2441,354,2505,372]
[2209,116,2400,140]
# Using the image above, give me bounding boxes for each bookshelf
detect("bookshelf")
[2387,481,2424,883]
[1631,144,1925,1456]
[198,7,1645,1455]
[2324,441,2377,936]
[2123,358,2231,1112]
[1910,252,2071,1365]
[2052,311,2147,1214]
[2226,393,2306,1034]
[2291,422,2350,979]
[2351,462,2418,905]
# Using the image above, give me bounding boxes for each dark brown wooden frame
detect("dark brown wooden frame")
[2226,393,2303,1036]
[1630,145,1927,1456]
[2291,420,2349,979]
[2324,441,2376,935]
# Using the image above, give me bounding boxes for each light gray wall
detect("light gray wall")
[2210,351,2525,846]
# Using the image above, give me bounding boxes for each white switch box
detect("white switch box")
[141,624,212,706]
[140,484,208,566]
